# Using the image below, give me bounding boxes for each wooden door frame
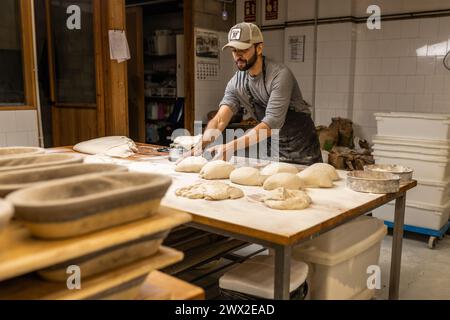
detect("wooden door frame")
[183,0,194,134]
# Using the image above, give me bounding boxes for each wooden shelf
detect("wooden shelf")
[138,270,204,300]
[145,96,177,101]
[0,247,183,300]
[0,207,191,282]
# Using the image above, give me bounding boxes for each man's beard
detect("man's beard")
[235,50,258,71]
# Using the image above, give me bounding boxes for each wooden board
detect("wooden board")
[137,271,204,300]
[0,207,191,282]
[0,247,182,300]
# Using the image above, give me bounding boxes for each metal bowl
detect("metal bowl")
[347,170,400,194]
[364,164,413,183]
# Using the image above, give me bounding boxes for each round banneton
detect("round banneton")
[364,164,413,182]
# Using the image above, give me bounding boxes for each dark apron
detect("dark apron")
[252,105,323,166]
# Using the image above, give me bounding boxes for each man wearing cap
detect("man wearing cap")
[199,22,322,165]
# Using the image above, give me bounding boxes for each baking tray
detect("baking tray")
[347,170,400,194]
[364,164,413,183]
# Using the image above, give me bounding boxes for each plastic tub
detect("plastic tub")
[407,179,450,206]
[373,151,449,182]
[373,200,450,231]
[219,254,309,300]
[375,112,450,141]
[292,216,387,300]
[373,135,450,157]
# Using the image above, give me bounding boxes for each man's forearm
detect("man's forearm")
[227,121,272,151]
[201,106,233,149]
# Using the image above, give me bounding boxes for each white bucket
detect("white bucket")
[373,135,450,157]
[407,179,450,207]
[373,200,450,231]
[292,216,387,300]
[375,112,450,141]
[373,151,449,182]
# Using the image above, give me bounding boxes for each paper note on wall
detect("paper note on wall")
[109,30,131,63]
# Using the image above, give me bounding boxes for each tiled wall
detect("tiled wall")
[234,0,450,143]
[0,110,39,147]
[353,16,450,141]
[195,31,235,123]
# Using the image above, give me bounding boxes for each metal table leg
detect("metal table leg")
[389,193,406,300]
[274,245,291,300]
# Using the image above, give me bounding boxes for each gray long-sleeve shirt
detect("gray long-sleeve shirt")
[219,58,311,130]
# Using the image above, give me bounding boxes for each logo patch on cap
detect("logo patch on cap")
[230,28,241,40]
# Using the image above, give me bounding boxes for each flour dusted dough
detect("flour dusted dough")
[230,167,263,186]
[261,163,299,176]
[308,163,340,181]
[297,165,334,188]
[199,160,235,180]
[73,136,138,158]
[263,187,312,210]
[263,173,303,191]
[175,181,244,201]
[175,156,208,173]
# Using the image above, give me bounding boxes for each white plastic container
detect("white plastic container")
[407,179,450,206]
[219,254,309,300]
[373,200,450,231]
[375,112,450,141]
[292,216,387,300]
[373,151,450,182]
[373,135,450,157]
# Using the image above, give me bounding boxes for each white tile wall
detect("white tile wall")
[352,16,450,142]
[195,31,236,123]
[0,110,39,147]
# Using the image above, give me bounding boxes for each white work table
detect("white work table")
[51,147,417,300]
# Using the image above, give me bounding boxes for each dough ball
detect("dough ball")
[230,167,263,186]
[263,187,312,210]
[199,160,235,180]
[297,165,334,188]
[308,163,340,181]
[263,173,303,191]
[175,181,244,201]
[261,163,299,176]
[175,156,208,173]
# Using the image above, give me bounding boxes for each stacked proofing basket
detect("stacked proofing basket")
[372,113,450,237]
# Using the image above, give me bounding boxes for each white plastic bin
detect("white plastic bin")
[375,112,450,141]
[373,200,450,230]
[219,255,309,300]
[373,151,450,182]
[407,179,450,206]
[292,216,387,300]
[373,135,450,157]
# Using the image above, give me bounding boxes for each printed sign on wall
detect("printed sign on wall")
[265,0,278,21]
[244,0,257,22]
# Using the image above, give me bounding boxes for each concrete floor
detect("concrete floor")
[377,232,450,300]
[180,232,450,300]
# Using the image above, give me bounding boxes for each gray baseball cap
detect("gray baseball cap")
[222,22,264,51]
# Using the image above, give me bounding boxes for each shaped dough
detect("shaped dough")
[263,187,312,210]
[73,136,138,158]
[230,167,263,186]
[175,156,208,173]
[263,173,303,191]
[308,163,340,181]
[199,160,235,180]
[175,182,244,201]
[261,163,299,176]
[297,166,334,188]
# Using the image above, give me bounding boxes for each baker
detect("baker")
[197,22,323,165]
